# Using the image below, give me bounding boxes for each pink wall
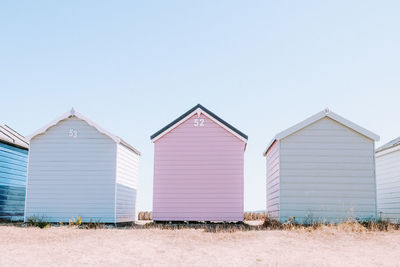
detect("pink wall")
[153,113,245,221]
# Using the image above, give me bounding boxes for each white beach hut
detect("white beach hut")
[263,109,379,223]
[376,137,400,222]
[24,109,140,223]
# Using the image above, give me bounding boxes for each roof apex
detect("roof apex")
[263,109,380,156]
[27,109,141,156]
[150,104,248,143]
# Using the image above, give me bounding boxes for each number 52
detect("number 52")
[194,118,205,127]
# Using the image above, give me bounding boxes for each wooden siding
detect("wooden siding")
[115,143,139,222]
[266,140,280,220]
[153,113,245,221]
[376,149,400,222]
[279,117,376,223]
[0,143,28,221]
[25,117,117,223]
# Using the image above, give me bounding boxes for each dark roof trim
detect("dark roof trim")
[150,104,248,141]
[0,125,29,150]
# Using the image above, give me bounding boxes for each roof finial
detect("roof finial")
[324,107,330,114]
[196,108,202,118]
[70,107,75,115]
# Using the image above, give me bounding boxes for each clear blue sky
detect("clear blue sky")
[1,1,399,212]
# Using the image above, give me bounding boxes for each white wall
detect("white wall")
[115,143,139,222]
[266,140,280,220]
[279,117,376,223]
[25,117,117,223]
[376,148,400,222]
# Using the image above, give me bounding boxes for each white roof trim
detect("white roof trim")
[263,109,380,156]
[27,108,120,142]
[27,108,141,155]
[376,144,400,157]
[151,107,248,144]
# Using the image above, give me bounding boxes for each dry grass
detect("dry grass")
[262,217,400,233]
[244,212,266,220]
[12,216,400,233]
[137,211,266,221]
[137,211,153,220]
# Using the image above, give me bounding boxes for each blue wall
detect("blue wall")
[0,142,28,221]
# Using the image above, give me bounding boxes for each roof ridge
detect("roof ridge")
[150,104,248,142]
[264,109,379,156]
[27,108,141,155]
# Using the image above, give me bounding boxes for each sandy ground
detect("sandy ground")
[1,226,400,267]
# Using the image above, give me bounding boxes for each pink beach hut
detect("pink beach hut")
[151,104,248,222]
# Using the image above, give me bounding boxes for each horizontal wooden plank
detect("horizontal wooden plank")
[154,202,242,208]
[0,166,26,176]
[0,154,28,166]
[281,169,374,177]
[281,176,375,184]
[281,149,372,157]
[154,183,242,189]
[26,190,115,196]
[155,158,243,163]
[280,198,375,207]
[154,189,242,195]
[281,183,375,191]
[25,204,115,210]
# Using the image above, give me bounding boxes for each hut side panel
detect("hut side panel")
[115,143,139,222]
[0,143,28,221]
[153,113,245,221]
[266,140,280,220]
[376,149,400,222]
[25,117,116,223]
[279,117,376,223]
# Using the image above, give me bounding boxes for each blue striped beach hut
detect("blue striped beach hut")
[0,125,29,221]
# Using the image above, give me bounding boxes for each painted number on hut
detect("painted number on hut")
[194,118,205,127]
[69,128,78,138]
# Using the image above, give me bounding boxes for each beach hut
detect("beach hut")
[263,109,379,223]
[24,109,140,223]
[0,125,29,221]
[376,137,400,222]
[151,104,248,222]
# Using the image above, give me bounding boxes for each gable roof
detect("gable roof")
[150,104,248,143]
[376,136,400,154]
[0,125,29,149]
[27,108,141,156]
[263,109,380,156]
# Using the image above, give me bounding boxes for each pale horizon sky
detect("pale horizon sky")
[1,1,399,211]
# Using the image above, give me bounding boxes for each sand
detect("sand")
[0,226,399,266]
